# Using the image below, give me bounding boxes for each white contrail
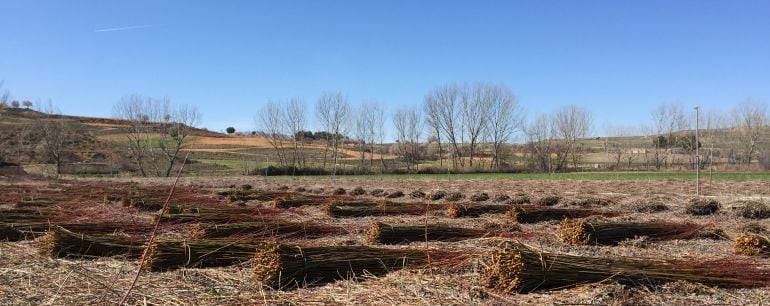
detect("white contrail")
[94,24,155,33]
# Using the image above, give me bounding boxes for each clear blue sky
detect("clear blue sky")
[2,0,769,136]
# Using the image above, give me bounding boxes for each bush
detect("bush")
[685,198,721,215]
[738,201,770,219]
[470,193,490,202]
[226,127,236,134]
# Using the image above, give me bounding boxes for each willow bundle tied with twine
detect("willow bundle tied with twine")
[155,207,284,224]
[187,221,344,240]
[253,243,462,289]
[446,203,511,218]
[142,240,261,271]
[2,221,157,241]
[482,242,770,294]
[218,190,297,202]
[734,234,770,256]
[559,219,720,245]
[1,223,49,241]
[325,200,444,217]
[366,222,488,244]
[504,205,619,224]
[272,196,317,208]
[36,226,145,258]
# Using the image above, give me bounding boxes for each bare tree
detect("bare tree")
[461,84,493,167]
[427,84,463,168]
[393,107,422,170]
[0,81,10,108]
[315,92,350,174]
[257,101,288,166]
[423,93,444,168]
[551,105,593,171]
[284,98,307,169]
[157,102,201,176]
[113,94,153,177]
[524,114,553,172]
[645,102,688,169]
[485,84,523,169]
[38,102,77,175]
[731,99,767,168]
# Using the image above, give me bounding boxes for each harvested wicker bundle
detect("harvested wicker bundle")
[386,191,405,198]
[533,195,561,206]
[349,187,366,196]
[253,243,447,289]
[734,234,770,256]
[325,201,443,217]
[685,198,721,215]
[470,193,490,202]
[445,192,465,202]
[332,188,347,195]
[188,221,344,239]
[482,242,770,294]
[1,223,49,241]
[143,240,260,271]
[631,201,669,213]
[738,201,770,219]
[428,191,446,201]
[446,203,512,218]
[272,196,317,208]
[505,194,531,205]
[36,227,145,258]
[369,189,385,197]
[505,205,619,224]
[218,190,297,202]
[366,222,487,244]
[156,207,284,224]
[559,219,714,245]
[493,194,510,202]
[569,197,613,207]
[410,190,426,198]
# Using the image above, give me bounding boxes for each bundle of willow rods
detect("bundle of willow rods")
[326,201,445,217]
[366,222,487,244]
[446,203,511,218]
[188,221,344,240]
[253,243,459,289]
[217,190,297,202]
[36,227,145,258]
[2,221,157,241]
[143,240,261,271]
[505,205,619,224]
[482,242,770,294]
[1,223,49,241]
[272,196,318,208]
[559,219,714,245]
[734,234,770,256]
[155,207,284,223]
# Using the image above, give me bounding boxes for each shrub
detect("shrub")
[226,127,236,134]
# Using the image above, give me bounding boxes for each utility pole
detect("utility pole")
[694,106,700,196]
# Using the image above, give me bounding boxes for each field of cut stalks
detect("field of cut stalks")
[2,174,770,305]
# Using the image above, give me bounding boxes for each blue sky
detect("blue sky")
[2,0,769,136]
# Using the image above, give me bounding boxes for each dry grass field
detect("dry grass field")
[2,173,770,305]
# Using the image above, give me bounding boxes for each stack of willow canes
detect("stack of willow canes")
[325,200,445,217]
[482,242,770,294]
[734,234,770,256]
[187,221,345,240]
[505,205,620,224]
[36,226,145,258]
[142,240,260,271]
[253,243,463,289]
[559,219,718,245]
[366,222,488,244]
[446,203,512,218]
